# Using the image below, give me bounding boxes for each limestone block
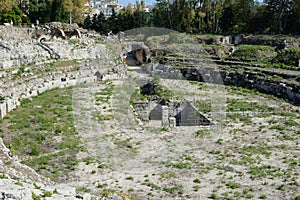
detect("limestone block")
[67,79,77,86]
[0,71,7,78]
[0,103,7,118]
[6,98,13,113]
[0,60,14,69]
[11,69,19,75]
[161,105,169,127]
[37,87,47,94]
[30,90,38,97]
[169,117,176,127]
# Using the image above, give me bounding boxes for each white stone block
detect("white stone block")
[169,117,176,127]
[0,60,14,69]
[162,105,169,127]
[0,103,7,118]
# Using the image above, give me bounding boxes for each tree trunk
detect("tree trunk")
[276,0,286,34]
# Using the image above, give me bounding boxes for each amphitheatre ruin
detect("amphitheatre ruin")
[0,23,299,200]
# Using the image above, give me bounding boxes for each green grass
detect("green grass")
[230,45,275,60]
[0,173,8,179]
[226,181,241,189]
[142,181,160,190]
[163,160,192,169]
[195,129,210,137]
[248,165,283,180]
[1,87,83,182]
[270,47,300,67]
[76,186,91,193]
[43,191,52,197]
[227,98,274,112]
[195,100,212,113]
[160,171,176,180]
[32,192,41,200]
[95,83,114,96]
[241,145,271,157]
[163,185,184,195]
[33,183,41,189]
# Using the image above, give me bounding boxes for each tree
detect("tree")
[247,4,271,33]
[97,12,108,34]
[152,0,173,29]
[266,0,294,33]
[50,0,68,22]
[133,10,150,28]
[0,5,22,25]
[286,0,300,33]
[91,12,108,34]
[118,7,134,31]
[28,0,51,23]
[108,8,118,33]
[220,4,235,32]
[0,0,17,15]
[65,0,87,24]
[83,14,92,29]
[91,14,99,31]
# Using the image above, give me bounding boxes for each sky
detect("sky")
[118,0,156,6]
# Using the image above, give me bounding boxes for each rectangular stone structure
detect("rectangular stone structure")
[161,105,169,127]
[169,117,176,128]
[0,103,7,119]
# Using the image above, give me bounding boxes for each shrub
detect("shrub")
[33,183,41,189]
[43,191,52,197]
[226,181,241,189]
[32,192,41,200]
[271,47,300,67]
[231,45,275,60]
[195,130,209,137]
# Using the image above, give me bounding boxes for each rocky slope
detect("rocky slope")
[0,26,126,199]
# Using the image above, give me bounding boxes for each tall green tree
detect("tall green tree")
[65,0,87,24]
[133,10,150,28]
[118,7,134,31]
[266,0,294,33]
[50,0,68,22]
[97,12,109,34]
[0,0,17,15]
[152,0,173,29]
[108,8,119,33]
[83,14,92,29]
[0,5,22,24]
[28,0,51,23]
[247,3,273,33]
[286,0,300,33]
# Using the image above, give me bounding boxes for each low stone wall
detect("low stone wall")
[0,65,126,119]
[144,63,300,105]
[179,67,300,105]
[0,27,126,119]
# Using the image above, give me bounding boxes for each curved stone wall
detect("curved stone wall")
[143,63,300,105]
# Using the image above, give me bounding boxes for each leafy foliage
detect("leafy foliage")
[271,48,300,67]
[1,0,300,34]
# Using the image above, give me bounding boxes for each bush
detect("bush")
[32,192,41,200]
[231,45,275,60]
[0,6,22,25]
[271,47,300,67]
[43,191,52,197]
